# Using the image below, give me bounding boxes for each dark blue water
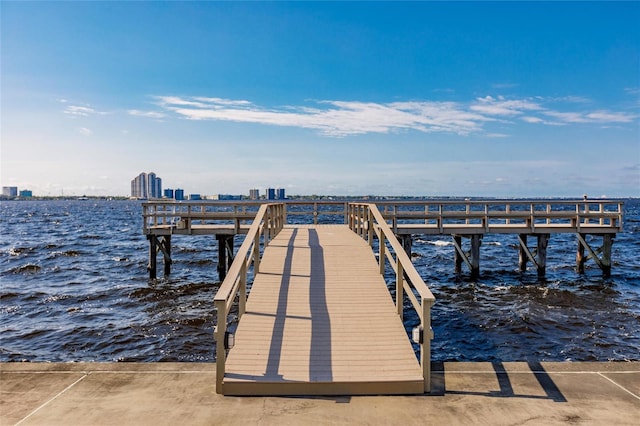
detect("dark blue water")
[1,199,639,362]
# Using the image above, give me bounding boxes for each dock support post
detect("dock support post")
[147,235,172,279]
[577,233,588,274]
[518,234,549,278]
[217,234,235,281]
[518,234,528,272]
[536,234,549,278]
[470,235,481,279]
[454,235,463,274]
[602,234,613,278]
[453,235,481,278]
[397,234,413,257]
[577,233,614,277]
[147,235,157,279]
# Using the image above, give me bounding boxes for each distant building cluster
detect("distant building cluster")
[131,172,163,199]
[130,173,286,201]
[249,188,286,200]
[2,186,32,199]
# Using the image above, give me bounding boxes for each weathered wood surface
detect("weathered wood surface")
[221,225,424,395]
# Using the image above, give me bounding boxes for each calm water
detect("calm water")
[1,199,639,362]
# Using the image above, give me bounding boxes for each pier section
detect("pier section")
[143,199,623,280]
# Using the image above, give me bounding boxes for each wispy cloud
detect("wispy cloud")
[78,127,92,136]
[470,96,543,116]
[155,96,490,136]
[62,101,108,117]
[151,95,639,137]
[543,110,636,124]
[65,105,96,117]
[128,109,166,119]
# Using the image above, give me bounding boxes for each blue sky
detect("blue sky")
[2,1,639,197]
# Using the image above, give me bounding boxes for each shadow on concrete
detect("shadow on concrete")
[431,361,567,402]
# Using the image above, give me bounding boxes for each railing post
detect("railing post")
[239,262,247,316]
[379,232,386,275]
[421,298,433,393]
[396,256,404,319]
[367,206,374,246]
[253,231,261,273]
[599,203,604,226]
[215,299,226,394]
[313,202,318,225]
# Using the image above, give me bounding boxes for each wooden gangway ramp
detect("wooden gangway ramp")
[221,224,424,396]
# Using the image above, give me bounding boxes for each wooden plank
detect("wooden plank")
[222,225,423,395]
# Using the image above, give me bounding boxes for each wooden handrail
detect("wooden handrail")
[143,199,623,235]
[213,203,285,394]
[348,202,436,393]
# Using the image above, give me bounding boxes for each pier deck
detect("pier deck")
[221,225,424,395]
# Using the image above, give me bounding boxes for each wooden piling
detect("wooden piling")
[454,235,463,274]
[398,234,413,257]
[470,235,481,279]
[147,235,157,279]
[518,234,528,272]
[577,234,586,274]
[602,234,613,278]
[217,234,235,281]
[162,235,172,276]
[147,235,172,279]
[577,233,614,277]
[536,234,549,278]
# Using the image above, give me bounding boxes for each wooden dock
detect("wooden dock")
[212,203,435,396]
[140,199,624,396]
[221,225,424,395]
[143,199,623,279]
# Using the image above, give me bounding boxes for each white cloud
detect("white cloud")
[78,127,92,136]
[65,105,95,117]
[63,103,108,117]
[128,109,165,119]
[544,110,636,124]
[585,110,636,123]
[153,95,639,137]
[470,96,543,116]
[156,96,491,136]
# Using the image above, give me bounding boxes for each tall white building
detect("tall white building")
[147,172,162,199]
[2,186,18,197]
[131,172,162,199]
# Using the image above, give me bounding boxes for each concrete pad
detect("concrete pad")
[2,362,639,426]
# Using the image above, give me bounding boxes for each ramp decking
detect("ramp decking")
[221,225,424,395]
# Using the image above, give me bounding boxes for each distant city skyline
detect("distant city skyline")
[2,2,639,197]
